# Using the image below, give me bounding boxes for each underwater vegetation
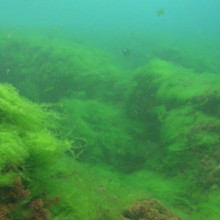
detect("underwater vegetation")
[0,82,183,220]
[56,98,148,173]
[129,59,220,183]
[0,83,66,219]
[122,198,181,220]
[152,39,220,74]
[0,33,126,104]
[0,32,220,219]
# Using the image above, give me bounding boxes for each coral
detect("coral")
[0,204,12,220]
[0,176,30,219]
[122,198,182,220]
[30,199,50,220]
[11,177,30,200]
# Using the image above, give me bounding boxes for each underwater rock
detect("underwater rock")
[122,198,181,220]
[0,34,123,103]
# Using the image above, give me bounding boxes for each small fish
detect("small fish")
[122,48,130,56]
[157,8,165,16]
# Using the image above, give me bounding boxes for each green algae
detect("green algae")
[0,83,131,220]
[56,97,147,173]
[0,33,220,219]
[0,33,125,103]
[0,84,57,187]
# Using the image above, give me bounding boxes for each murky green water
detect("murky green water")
[0,1,220,219]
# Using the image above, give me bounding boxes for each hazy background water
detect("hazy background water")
[1,2,220,219]
[1,0,220,70]
[1,0,220,31]
[1,0,220,44]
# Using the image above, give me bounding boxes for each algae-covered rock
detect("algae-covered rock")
[129,58,220,144]
[131,59,220,111]
[122,198,182,220]
[128,58,220,188]
[0,34,125,103]
[161,106,220,152]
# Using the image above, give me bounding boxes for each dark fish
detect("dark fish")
[122,48,130,56]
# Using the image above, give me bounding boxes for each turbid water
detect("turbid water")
[0,1,220,219]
